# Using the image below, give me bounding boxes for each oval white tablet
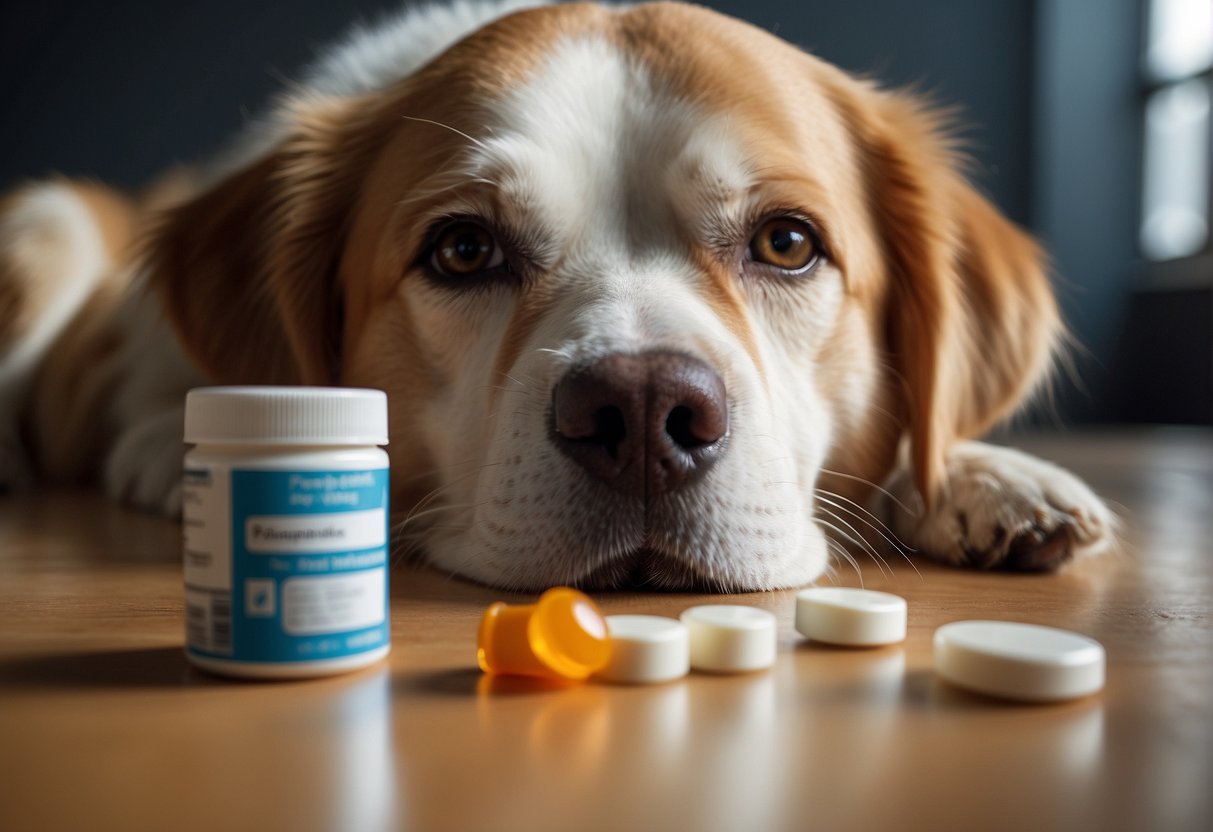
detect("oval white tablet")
[795,587,907,646]
[680,605,777,673]
[596,615,689,685]
[934,620,1106,702]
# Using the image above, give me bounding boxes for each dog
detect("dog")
[0,0,1113,590]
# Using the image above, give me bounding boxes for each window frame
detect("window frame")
[1138,0,1213,287]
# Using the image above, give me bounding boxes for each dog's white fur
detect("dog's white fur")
[0,1,1113,591]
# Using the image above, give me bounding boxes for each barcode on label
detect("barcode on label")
[210,594,232,652]
[186,600,208,647]
[186,590,233,655]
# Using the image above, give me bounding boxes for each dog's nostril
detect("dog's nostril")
[592,405,627,458]
[665,405,701,450]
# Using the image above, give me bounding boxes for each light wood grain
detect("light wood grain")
[1,429,1210,832]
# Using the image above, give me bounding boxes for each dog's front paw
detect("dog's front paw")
[888,441,1114,571]
[104,408,184,516]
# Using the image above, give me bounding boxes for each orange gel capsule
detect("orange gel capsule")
[477,587,612,680]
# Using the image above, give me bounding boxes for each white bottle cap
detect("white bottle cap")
[680,605,777,673]
[934,620,1106,702]
[596,615,689,685]
[795,587,907,646]
[184,386,389,445]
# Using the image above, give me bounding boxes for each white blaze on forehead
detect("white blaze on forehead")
[465,36,754,261]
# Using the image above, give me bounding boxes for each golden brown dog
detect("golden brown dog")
[0,1,1112,589]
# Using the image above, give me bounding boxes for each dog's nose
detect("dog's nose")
[551,351,729,497]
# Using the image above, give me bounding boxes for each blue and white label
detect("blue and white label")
[184,466,390,665]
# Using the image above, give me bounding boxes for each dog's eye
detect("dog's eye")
[748,218,818,273]
[430,222,504,276]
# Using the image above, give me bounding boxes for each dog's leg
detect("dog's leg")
[97,287,205,517]
[886,440,1115,571]
[104,405,186,516]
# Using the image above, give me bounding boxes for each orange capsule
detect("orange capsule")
[477,587,612,680]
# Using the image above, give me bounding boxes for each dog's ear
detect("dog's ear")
[146,97,388,384]
[850,91,1060,502]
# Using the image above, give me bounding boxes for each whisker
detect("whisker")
[816,490,923,579]
[816,509,894,580]
[817,466,915,515]
[814,490,916,552]
[400,114,491,151]
[814,520,866,588]
[814,490,907,546]
[393,179,468,208]
[395,456,502,487]
[400,480,467,525]
[816,515,880,573]
[824,534,865,588]
[394,500,486,532]
[400,460,506,523]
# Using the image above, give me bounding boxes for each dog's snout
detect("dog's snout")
[551,351,729,497]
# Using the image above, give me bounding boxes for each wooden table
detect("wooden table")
[1,430,1210,832]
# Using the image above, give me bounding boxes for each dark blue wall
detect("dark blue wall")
[715,1,1036,226]
[0,0,392,191]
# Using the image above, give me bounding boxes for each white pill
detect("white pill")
[934,620,1106,702]
[680,605,777,673]
[795,587,907,646]
[596,615,689,685]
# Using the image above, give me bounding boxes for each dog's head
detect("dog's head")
[150,2,1058,590]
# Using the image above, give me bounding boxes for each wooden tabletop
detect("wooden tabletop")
[1,429,1210,832]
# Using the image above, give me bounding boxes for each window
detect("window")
[1140,0,1213,263]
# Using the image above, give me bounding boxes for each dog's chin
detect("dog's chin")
[570,548,739,593]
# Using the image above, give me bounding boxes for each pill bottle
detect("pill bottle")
[182,386,391,679]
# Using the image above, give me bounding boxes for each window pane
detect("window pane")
[1146,0,1213,80]
[1141,79,1210,261]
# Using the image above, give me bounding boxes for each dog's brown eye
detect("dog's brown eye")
[431,222,503,276]
[749,218,818,272]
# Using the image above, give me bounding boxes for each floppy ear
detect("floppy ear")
[854,92,1060,502]
[146,96,389,384]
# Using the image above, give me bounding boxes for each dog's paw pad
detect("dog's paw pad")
[961,513,1079,572]
[999,520,1077,572]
